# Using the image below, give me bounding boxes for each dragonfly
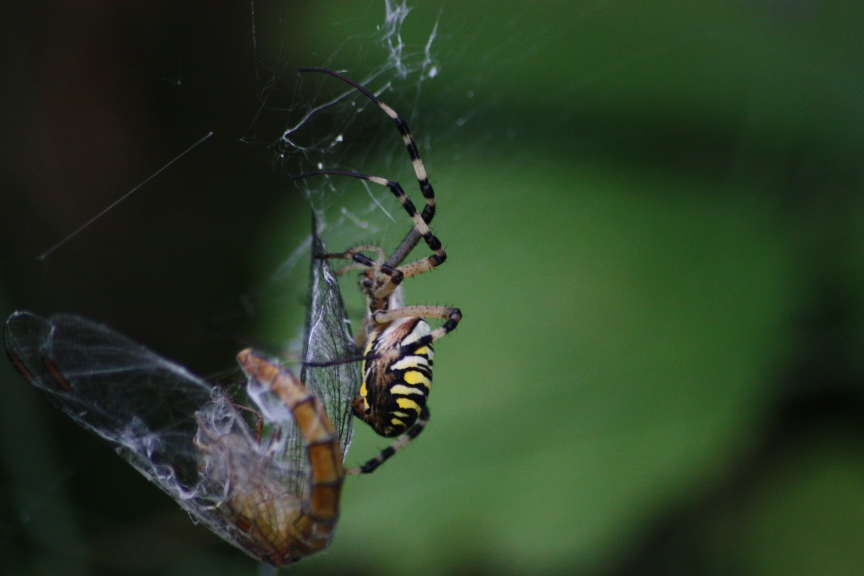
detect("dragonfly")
[3,220,360,566]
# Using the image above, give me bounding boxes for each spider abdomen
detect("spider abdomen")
[354,317,434,437]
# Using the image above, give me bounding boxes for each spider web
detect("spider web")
[0,0,447,569]
[249,0,442,472]
[242,0,442,303]
[6,0,856,572]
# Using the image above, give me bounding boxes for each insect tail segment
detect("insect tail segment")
[237,349,345,558]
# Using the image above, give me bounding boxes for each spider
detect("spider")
[296,68,462,474]
[2,70,461,565]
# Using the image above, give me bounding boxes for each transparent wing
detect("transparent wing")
[261,214,360,489]
[4,311,216,490]
[2,217,359,564]
[302,212,359,455]
[4,312,261,549]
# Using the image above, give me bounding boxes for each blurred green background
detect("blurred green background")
[2,1,864,574]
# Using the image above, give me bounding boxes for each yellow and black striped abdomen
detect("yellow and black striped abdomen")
[354,318,434,437]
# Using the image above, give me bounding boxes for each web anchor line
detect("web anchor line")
[38,131,215,261]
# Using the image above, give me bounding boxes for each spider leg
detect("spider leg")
[305,305,461,367]
[319,244,386,266]
[317,243,401,281]
[294,169,446,299]
[298,67,437,244]
[347,405,430,474]
[373,305,462,357]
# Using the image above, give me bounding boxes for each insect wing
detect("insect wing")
[302,214,359,456]
[2,218,359,564]
[4,311,216,489]
[253,215,360,486]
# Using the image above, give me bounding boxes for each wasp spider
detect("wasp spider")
[297,68,462,474]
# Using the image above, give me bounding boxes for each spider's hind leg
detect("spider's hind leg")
[348,405,430,475]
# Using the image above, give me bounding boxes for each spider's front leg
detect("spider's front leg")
[317,245,401,282]
[372,305,463,359]
[299,169,445,300]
